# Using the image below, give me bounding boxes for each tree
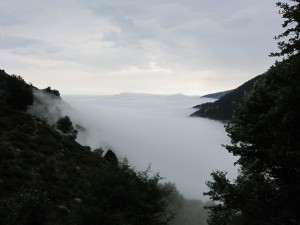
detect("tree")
[44,86,60,97]
[5,75,34,110]
[205,53,300,225]
[104,149,118,165]
[56,116,78,139]
[204,1,300,224]
[75,159,172,225]
[270,0,300,57]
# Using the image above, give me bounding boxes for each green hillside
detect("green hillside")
[0,69,173,225]
[191,75,264,121]
[201,90,232,99]
[0,69,210,225]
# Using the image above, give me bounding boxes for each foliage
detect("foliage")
[56,115,78,139]
[44,86,60,97]
[0,70,33,110]
[205,2,300,224]
[270,0,300,57]
[0,71,173,225]
[104,149,119,165]
[0,187,50,225]
[74,159,171,225]
[204,54,300,224]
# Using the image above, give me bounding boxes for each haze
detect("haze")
[61,93,238,200]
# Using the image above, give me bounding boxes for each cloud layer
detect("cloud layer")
[1,0,282,95]
[62,93,238,200]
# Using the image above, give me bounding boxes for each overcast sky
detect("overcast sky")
[0,0,283,95]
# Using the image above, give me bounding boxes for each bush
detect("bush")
[56,116,78,139]
[0,187,50,225]
[5,75,33,110]
[44,87,60,97]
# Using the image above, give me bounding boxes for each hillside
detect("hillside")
[201,90,232,99]
[0,69,209,225]
[191,74,265,121]
[0,70,173,225]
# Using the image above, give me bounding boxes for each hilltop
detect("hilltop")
[0,69,173,225]
[191,74,264,121]
[201,90,232,99]
[0,69,209,225]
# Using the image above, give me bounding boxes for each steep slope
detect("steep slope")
[0,70,172,225]
[0,69,211,225]
[201,90,232,99]
[191,74,265,121]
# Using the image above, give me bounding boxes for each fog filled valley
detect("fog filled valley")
[32,91,238,200]
[1,71,223,225]
[1,0,299,224]
[2,58,300,224]
[0,82,237,225]
[67,94,238,199]
[2,52,299,224]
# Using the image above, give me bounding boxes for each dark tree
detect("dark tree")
[270,0,300,57]
[205,1,300,224]
[56,116,73,133]
[75,159,172,225]
[5,75,34,110]
[56,116,78,139]
[104,149,118,165]
[205,53,300,225]
[44,86,60,97]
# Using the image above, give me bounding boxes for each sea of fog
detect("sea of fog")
[63,93,238,200]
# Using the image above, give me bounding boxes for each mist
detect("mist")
[64,93,237,200]
[29,91,237,200]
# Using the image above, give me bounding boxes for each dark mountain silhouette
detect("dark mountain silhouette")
[191,74,265,121]
[201,90,232,99]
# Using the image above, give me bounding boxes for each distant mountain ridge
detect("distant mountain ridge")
[201,90,232,99]
[191,74,265,121]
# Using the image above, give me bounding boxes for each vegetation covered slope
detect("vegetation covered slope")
[0,70,172,225]
[201,90,232,99]
[191,75,264,121]
[0,69,210,225]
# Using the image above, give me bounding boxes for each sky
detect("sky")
[0,0,283,95]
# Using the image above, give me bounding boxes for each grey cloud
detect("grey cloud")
[0,0,282,95]
[0,0,48,26]
[0,35,42,49]
[80,1,147,17]
[0,9,26,26]
[102,15,154,47]
[82,1,197,45]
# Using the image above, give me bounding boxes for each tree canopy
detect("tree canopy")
[270,0,300,57]
[44,86,60,97]
[204,1,300,224]
[55,115,78,139]
[0,71,34,110]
